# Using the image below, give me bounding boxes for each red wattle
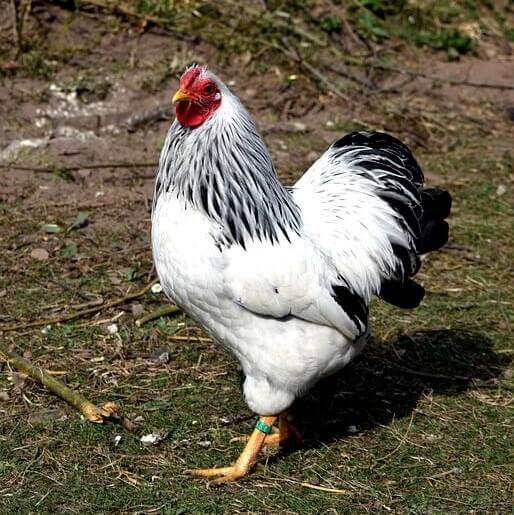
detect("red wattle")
[176,101,209,128]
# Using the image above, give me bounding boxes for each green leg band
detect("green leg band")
[255,419,273,434]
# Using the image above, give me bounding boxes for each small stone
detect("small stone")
[151,283,163,294]
[198,440,211,448]
[30,248,49,261]
[496,184,507,196]
[347,425,359,433]
[114,435,122,446]
[0,391,10,401]
[106,323,118,335]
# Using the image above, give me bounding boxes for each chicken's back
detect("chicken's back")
[293,131,451,308]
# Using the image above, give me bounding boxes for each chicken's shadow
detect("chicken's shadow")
[292,329,510,446]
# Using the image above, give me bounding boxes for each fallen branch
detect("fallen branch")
[0,281,158,333]
[126,105,172,132]
[136,305,181,327]
[367,62,514,91]
[0,162,157,174]
[0,341,136,430]
[264,38,350,100]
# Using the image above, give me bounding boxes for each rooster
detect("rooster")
[151,65,451,483]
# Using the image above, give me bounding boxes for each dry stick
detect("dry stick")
[367,62,514,91]
[265,473,350,495]
[0,162,157,174]
[264,39,350,101]
[11,0,32,57]
[135,305,181,327]
[0,341,135,430]
[0,281,158,333]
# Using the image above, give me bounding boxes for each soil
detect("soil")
[1,4,512,211]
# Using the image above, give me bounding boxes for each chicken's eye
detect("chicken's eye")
[203,83,217,95]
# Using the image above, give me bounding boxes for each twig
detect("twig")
[0,162,157,174]
[266,38,350,100]
[11,0,32,58]
[0,341,136,430]
[374,412,414,464]
[0,281,158,333]
[126,105,172,132]
[135,305,181,327]
[264,472,350,495]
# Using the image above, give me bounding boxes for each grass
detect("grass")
[1,132,512,514]
[1,0,513,513]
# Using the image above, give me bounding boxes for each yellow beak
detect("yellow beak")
[172,89,191,104]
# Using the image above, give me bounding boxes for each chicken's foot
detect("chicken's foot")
[186,415,277,484]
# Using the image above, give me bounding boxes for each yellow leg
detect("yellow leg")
[186,415,277,484]
[262,412,302,448]
[231,412,302,449]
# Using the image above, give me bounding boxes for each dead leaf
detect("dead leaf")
[140,431,168,447]
[150,349,170,364]
[131,303,145,317]
[68,212,90,232]
[9,372,26,390]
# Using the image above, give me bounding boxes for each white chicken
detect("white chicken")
[151,65,451,483]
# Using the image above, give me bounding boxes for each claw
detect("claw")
[186,465,247,485]
[186,415,277,483]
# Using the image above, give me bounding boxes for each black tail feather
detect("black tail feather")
[421,219,449,253]
[420,188,452,224]
[380,279,425,309]
[380,187,451,309]
[419,188,451,254]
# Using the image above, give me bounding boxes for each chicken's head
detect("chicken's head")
[172,65,222,129]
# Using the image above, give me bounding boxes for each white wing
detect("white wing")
[223,236,366,340]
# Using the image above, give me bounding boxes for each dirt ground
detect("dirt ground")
[0,2,513,514]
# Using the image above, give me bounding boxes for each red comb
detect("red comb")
[180,65,205,90]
